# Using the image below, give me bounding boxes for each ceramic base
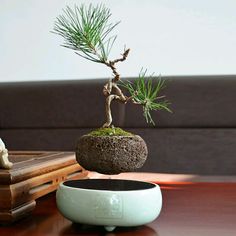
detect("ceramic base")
[56,179,162,231]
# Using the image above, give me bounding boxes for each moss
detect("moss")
[88,127,133,136]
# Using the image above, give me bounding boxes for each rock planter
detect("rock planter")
[76,134,148,175]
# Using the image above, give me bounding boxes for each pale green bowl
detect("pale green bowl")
[56,179,162,232]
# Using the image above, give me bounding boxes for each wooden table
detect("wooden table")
[0,151,88,223]
[0,173,236,236]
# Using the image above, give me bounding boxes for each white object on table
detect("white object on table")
[0,138,13,169]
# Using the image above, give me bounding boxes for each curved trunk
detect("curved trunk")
[103,94,120,128]
[102,49,130,127]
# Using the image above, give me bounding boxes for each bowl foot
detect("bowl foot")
[104,226,116,232]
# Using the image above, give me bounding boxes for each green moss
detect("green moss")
[88,127,133,136]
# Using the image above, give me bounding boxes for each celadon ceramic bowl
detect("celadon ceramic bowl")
[56,179,162,232]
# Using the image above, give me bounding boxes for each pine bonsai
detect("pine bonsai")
[52,4,171,128]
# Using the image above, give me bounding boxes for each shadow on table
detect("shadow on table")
[59,223,159,236]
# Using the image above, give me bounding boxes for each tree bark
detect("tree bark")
[103,94,120,128]
[102,49,130,127]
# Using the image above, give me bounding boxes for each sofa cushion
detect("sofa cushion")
[0,79,121,128]
[1,75,236,129]
[124,75,236,128]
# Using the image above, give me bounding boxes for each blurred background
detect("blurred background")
[1,0,236,82]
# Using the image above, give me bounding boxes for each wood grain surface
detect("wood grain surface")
[0,176,235,236]
[0,152,88,223]
[0,151,79,184]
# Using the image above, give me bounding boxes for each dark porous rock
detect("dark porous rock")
[76,135,148,175]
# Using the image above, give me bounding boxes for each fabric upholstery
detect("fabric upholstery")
[1,75,236,174]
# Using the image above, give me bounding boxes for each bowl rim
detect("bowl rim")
[59,179,159,193]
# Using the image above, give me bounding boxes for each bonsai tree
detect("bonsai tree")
[52,4,171,128]
[53,4,171,174]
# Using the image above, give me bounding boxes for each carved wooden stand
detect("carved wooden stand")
[0,151,88,224]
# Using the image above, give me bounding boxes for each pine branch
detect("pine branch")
[105,48,130,82]
[53,4,171,127]
[52,4,119,63]
[120,69,172,125]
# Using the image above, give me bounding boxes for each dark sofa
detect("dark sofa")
[1,75,236,175]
